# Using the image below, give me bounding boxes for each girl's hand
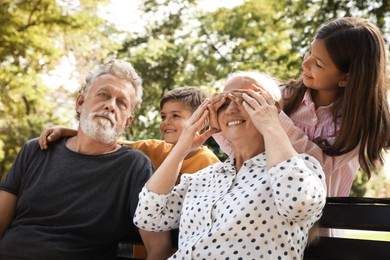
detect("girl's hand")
[39,126,76,150]
[248,83,281,112]
[228,89,280,135]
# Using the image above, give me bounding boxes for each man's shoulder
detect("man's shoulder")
[21,137,44,153]
[116,145,155,175]
[26,137,65,148]
[118,145,154,162]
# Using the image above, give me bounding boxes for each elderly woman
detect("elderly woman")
[134,72,326,259]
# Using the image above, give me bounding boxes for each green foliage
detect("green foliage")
[117,0,204,140]
[349,170,369,197]
[118,0,390,184]
[195,0,301,80]
[120,0,390,136]
[0,0,116,178]
[2,0,390,189]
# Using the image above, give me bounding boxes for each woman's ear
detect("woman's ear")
[338,73,349,88]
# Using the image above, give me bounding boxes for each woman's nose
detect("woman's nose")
[225,100,239,114]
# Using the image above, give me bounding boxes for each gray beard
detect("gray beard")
[79,108,124,143]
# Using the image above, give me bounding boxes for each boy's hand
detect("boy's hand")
[174,99,217,156]
[39,126,78,150]
[39,126,64,150]
[208,93,226,132]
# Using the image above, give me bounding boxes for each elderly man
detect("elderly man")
[0,59,160,259]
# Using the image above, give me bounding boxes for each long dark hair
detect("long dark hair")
[283,17,390,177]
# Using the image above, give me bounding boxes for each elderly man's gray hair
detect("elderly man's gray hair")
[78,59,143,118]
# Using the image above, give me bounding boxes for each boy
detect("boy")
[118,87,220,181]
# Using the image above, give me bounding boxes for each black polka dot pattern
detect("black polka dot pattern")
[134,153,326,259]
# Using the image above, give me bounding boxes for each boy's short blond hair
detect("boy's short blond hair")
[160,87,208,112]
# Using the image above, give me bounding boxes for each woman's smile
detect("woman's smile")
[227,119,245,126]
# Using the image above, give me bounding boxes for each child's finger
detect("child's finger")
[207,104,221,132]
[210,93,226,111]
[227,93,247,111]
[47,132,58,142]
[187,99,210,124]
[247,89,275,106]
[39,129,52,150]
[244,83,261,92]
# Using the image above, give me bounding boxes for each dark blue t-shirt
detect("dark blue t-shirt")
[0,137,153,260]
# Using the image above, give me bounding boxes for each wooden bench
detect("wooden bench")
[304,197,390,260]
[118,197,390,259]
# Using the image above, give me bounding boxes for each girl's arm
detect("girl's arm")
[212,132,233,157]
[238,90,298,168]
[39,126,77,149]
[278,111,360,174]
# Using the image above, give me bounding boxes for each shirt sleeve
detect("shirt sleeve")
[0,140,35,195]
[268,154,326,222]
[278,111,360,176]
[133,176,191,232]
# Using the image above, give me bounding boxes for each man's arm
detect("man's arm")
[0,190,17,238]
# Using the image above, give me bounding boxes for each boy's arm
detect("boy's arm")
[0,190,17,238]
[39,126,77,149]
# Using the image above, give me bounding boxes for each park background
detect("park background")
[1,0,390,199]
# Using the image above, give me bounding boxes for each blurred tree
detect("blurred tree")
[0,0,118,178]
[350,167,389,197]
[118,0,389,165]
[118,0,304,146]
[350,170,369,197]
[2,0,389,183]
[117,0,200,140]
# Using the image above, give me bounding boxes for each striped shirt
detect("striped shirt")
[279,89,360,197]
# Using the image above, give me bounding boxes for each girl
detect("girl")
[215,17,390,199]
[280,16,390,197]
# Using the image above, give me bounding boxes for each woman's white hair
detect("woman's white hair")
[224,71,282,104]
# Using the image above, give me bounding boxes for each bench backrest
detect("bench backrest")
[303,197,390,260]
[118,197,390,259]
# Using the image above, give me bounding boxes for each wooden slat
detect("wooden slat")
[304,237,390,260]
[319,197,390,231]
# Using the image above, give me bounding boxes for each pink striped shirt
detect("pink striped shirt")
[280,89,360,197]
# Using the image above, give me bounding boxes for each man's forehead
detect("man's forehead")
[91,75,134,92]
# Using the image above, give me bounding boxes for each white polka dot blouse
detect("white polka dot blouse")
[134,153,326,260]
